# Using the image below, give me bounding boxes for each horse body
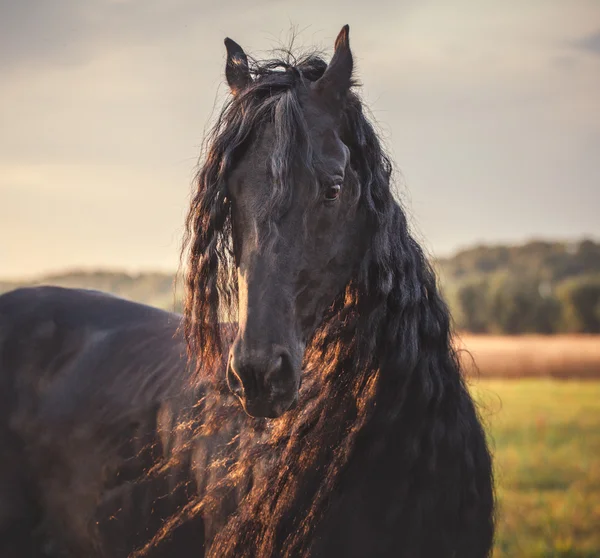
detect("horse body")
[0,286,213,556]
[0,25,495,558]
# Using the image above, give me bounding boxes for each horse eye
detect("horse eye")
[324,183,342,202]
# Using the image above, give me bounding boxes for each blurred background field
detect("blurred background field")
[2,239,599,557]
[473,381,600,558]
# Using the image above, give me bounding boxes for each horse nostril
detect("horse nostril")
[265,355,284,382]
[264,351,295,395]
[227,345,297,418]
[227,364,244,398]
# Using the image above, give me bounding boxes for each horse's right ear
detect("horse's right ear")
[313,25,353,102]
[224,37,252,96]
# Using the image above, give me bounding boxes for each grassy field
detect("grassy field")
[471,380,600,558]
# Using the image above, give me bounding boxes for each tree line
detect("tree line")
[3,239,599,335]
[437,239,600,334]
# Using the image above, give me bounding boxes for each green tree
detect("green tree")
[454,279,490,333]
[487,274,561,334]
[556,275,600,333]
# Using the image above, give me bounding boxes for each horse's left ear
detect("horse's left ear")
[314,25,353,101]
[224,37,252,96]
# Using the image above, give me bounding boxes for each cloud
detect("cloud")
[0,0,420,74]
[0,0,237,72]
[573,29,600,56]
[0,0,91,70]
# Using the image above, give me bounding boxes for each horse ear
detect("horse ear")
[224,37,252,96]
[314,25,353,101]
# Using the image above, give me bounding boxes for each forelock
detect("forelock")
[207,56,329,224]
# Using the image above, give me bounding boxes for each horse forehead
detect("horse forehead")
[300,103,344,162]
[303,101,336,141]
[317,128,346,159]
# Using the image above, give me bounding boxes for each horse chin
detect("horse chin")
[239,393,298,419]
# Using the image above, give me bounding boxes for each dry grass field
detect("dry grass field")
[457,334,600,379]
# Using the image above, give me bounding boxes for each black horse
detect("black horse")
[0,26,495,557]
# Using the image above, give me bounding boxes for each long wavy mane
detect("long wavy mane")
[176,50,495,558]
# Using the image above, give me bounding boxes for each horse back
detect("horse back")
[0,286,204,557]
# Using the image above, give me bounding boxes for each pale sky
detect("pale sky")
[1,0,599,278]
